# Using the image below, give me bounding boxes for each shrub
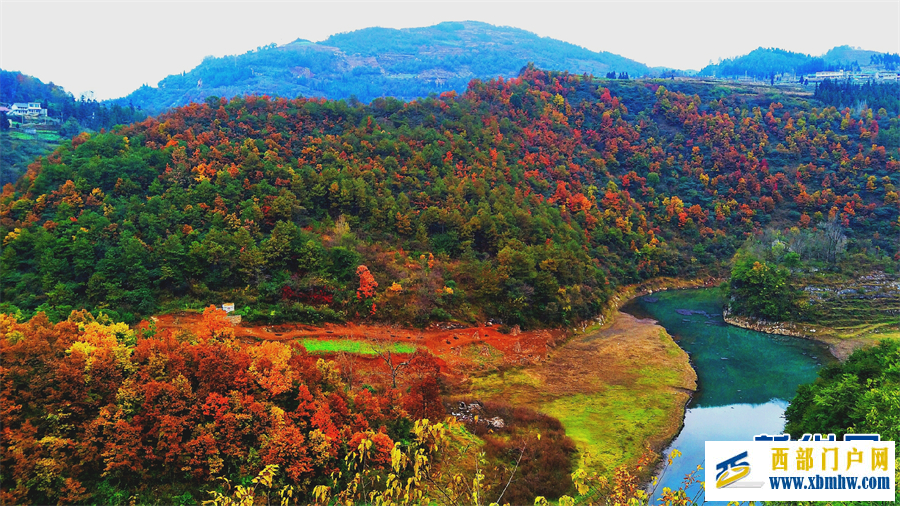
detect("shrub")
[727,255,797,320]
[463,401,577,502]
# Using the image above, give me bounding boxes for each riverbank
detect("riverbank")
[466,310,697,477]
[445,277,731,481]
[723,267,900,361]
[626,288,835,502]
[459,278,725,476]
[722,310,879,361]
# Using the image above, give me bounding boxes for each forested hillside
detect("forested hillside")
[780,340,900,504]
[1,70,147,183]
[0,306,454,505]
[111,21,654,114]
[0,70,146,133]
[2,69,898,328]
[1,70,72,109]
[700,48,833,79]
[814,80,900,120]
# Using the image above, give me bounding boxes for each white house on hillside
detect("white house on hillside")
[8,102,47,117]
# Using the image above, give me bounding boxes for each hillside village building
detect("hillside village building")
[805,70,900,82]
[8,102,47,117]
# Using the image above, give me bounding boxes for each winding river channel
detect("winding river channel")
[622,288,836,504]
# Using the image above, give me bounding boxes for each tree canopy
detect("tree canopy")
[2,70,898,329]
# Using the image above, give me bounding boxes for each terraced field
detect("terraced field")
[728,269,899,360]
[800,271,900,343]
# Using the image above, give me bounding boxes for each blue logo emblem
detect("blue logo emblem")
[716,451,751,488]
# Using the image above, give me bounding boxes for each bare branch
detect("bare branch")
[367,334,409,389]
[495,442,526,505]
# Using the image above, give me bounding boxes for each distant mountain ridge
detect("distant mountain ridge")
[93,26,896,114]
[111,21,655,113]
[700,45,897,79]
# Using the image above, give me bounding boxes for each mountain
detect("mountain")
[111,21,654,113]
[0,70,73,106]
[821,45,880,67]
[699,45,899,79]
[3,65,900,505]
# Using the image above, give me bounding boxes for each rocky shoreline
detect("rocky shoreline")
[723,270,899,361]
[722,309,864,361]
[722,308,813,338]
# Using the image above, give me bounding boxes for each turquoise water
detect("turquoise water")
[622,288,835,504]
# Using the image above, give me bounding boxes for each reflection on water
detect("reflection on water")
[647,402,788,502]
[622,288,834,504]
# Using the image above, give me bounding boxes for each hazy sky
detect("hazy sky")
[2,1,899,100]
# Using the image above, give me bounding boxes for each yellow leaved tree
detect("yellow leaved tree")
[204,417,707,506]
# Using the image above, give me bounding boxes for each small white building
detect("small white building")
[8,102,47,117]
[815,71,847,80]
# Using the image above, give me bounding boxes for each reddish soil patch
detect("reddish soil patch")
[145,313,568,375]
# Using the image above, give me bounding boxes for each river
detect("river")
[622,288,836,504]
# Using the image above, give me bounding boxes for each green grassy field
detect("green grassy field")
[541,385,682,473]
[1,130,63,183]
[468,315,696,477]
[299,338,417,355]
[6,130,62,142]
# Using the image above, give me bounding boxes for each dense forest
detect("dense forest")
[0,70,147,133]
[0,307,446,504]
[3,69,898,330]
[0,69,900,332]
[110,21,655,114]
[814,79,900,122]
[779,340,900,505]
[786,339,900,442]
